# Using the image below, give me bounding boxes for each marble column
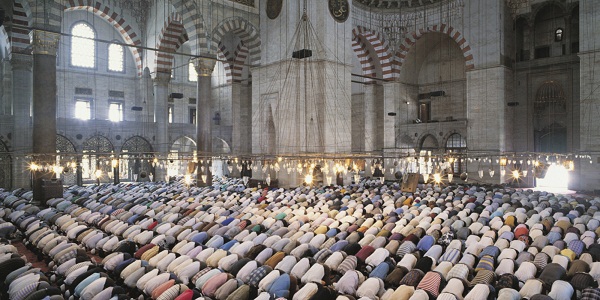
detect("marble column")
[153,72,170,181]
[30,30,60,203]
[231,82,252,155]
[11,53,32,189]
[194,57,216,186]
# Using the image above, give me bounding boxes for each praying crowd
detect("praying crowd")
[2,178,600,300]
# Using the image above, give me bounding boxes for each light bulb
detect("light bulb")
[305,174,313,185]
[512,170,520,179]
[433,173,441,184]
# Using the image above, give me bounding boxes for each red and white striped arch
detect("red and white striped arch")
[11,0,31,54]
[395,24,475,74]
[64,0,143,75]
[211,17,261,65]
[217,41,248,83]
[352,26,394,81]
[211,17,260,84]
[231,43,249,83]
[172,0,207,56]
[216,49,232,83]
[155,13,188,75]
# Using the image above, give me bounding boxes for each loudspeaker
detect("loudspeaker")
[401,173,419,193]
[292,49,313,59]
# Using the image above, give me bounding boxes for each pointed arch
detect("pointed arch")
[154,12,189,75]
[63,0,143,75]
[83,134,114,153]
[217,50,233,83]
[231,43,249,82]
[121,136,153,154]
[211,17,261,65]
[352,26,393,80]
[395,24,475,75]
[56,134,77,154]
[172,0,207,56]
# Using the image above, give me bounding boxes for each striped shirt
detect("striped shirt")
[417,271,444,297]
[157,284,189,300]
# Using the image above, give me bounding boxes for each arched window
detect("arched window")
[446,133,467,174]
[554,28,563,42]
[446,133,467,150]
[71,22,95,68]
[189,60,198,82]
[108,43,124,72]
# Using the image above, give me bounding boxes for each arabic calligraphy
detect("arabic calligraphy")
[329,0,349,23]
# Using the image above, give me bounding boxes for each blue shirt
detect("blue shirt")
[74,273,101,297]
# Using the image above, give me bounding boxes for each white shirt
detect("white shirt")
[356,278,385,300]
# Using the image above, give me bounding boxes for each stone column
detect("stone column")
[364,84,384,152]
[231,82,252,155]
[30,30,60,203]
[11,53,33,189]
[194,57,216,186]
[152,72,170,181]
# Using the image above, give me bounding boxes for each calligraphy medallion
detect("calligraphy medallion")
[329,0,349,23]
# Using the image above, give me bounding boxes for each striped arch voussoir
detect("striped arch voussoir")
[155,13,189,75]
[211,17,261,65]
[172,0,206,56]
[395,24,475,75]
[231,43,248,83]
[11,0,31,54]
[352,26,393,80]
[64,0,143,76]
[217,50,232,83]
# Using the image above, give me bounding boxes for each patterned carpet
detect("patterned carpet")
[10,240,103,274]
[11,241,50,273]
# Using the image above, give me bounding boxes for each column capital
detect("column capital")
[10,53,33,71]
[192,57,216,77]
[29,30,61,56]
[152,72,171,86]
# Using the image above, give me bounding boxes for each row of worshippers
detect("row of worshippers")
[3,179,600,300]
[0,213,64,300]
